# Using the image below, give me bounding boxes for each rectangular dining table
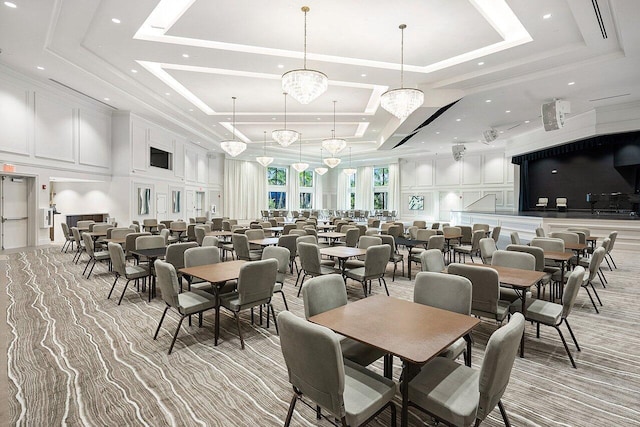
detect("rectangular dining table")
[248,237,279,247]
[319,246,367,273]
[130,246,167,301]
[309,295,479,427]
[179,260,247,346]
[317,231,346,246]
[542,250,574,300]
[394,237,428,278]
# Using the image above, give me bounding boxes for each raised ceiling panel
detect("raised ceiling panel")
[34,93,74,163]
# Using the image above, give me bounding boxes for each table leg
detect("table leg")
[559,260,566,301]
[214,283,221,346]
[407,248,412,279]
[400,361,420,427]
[519,289,527,358]
[383,354,393,379]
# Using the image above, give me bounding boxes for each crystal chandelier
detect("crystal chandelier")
[291,134,309,172]
[322,100,347,155]
[343,147,356,176]
[220,97,247,157]
[380,24,424,119]
[256,131,274,167]
[272,92,299,147]
[281,6,328,105]
[315,148,328,175]
[323,157,341,168]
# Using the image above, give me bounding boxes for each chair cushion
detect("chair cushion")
[513,298,562,325]
[321,259,336,267]
[408,357,479,427]
[192,281,237,295]
[343,359,397,427]
[344,267,366,281]
[341,338,386,367]
[343,259,365,269]
[125,265,149,279]
[177,290,216,315]
[438,337,466,360]
[471,300,510,322]
[94,250,110,261]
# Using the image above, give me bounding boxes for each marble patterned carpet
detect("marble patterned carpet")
[3,245,640,426]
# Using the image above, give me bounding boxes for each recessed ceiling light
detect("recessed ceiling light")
[453,137,458,140]
[372,129,378,132]
[485,99,492,103]
[189,109,193,112]
[421,141,425,144]
[36,66,45,70]
[272,117,276,120]
[505,110,511,113]
[182,53,189,58]
[317,117,321,120]
[277,64,284,69]
[362,118,366,120]
[103,97,110,101]
[499,131,504,134]
[226,117,230,120]
[543,13,552,19]
[4,2,17,8]
[456,118,461,122]
[131,69,137,73]
[361,73,367,77]
[111,18,121,24]
[568,81,575,86]
[477,61,485,66]
[436,131,440,134]
[196,141,201,144]
[211,124,216,127]
[524,120,530,123]
[165,92,170,96]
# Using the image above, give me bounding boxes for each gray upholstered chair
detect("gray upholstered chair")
[506,244,552,299]
[142,219,158,232]
[262,246,290,310]
[289,229,307,237]
[343,236,382,270]
[232,233,262,261]
[453,229,484,263]
[129,224,141,232]
[447,263,510,323]
[406,225,419,240]
[407,313,524,427]
[71,227,86,264]
[491,250,536,303]
[413,220,427,229]
[414,271,473,365]
[183,246,236,295]
[510,267,584,368]
[195,216,207,224]
[60,222,74,252]
[278,310,397,427]
[76,220,95,230]
[201,235,219,247]
[581,247,605,313]
[479,237,497,264]
[219,258,279,349]
[124,232,151,259]
[419,249,446,273]
[459,225,473,245]
[194,226,207,246]
[556,197,568,211]
[278,234,299,274]
[296,242,337,295]
[81,232,110,279]
[135,235,165,250]
[536,197,548,209]
[210,217,223,231]
[580,237,610,285]
[344,245,391,297]
[379,234,403,281]
[510,231,521,245]
[472,223,489,233]
[491,226,502,245]
[164,242,198,289]
[171,221,188,241]
[605,231,618,269]
[531,237,565,276]
[535,227,545,237]
[344,228,360,248]
[152,260,217,354]
[107,242,149,305]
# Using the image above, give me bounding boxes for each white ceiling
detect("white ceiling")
[1,0,639,167]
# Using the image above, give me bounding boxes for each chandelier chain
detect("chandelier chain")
[400,24,406,89]
[303,7,308,69]
[232,96,236,139]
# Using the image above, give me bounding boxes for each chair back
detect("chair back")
[61,222,71,239]
[289,229,306,236]
[283,224,297,235]
[159,228,171,244]
[111,228,133,240]
[302,274,349,319]
[430,222,440,230]
[549,231,579,247]
[469,230,485,251]
[278,235,298,258]
[586,247,606,282]
[296,235,317,245]
[202,236,219,247]
[607,231,618,253]
[344,228,360,247]
[82,233,95,256]
[476,313,525,421]
[531,237,565,253]
[232,234,251,260]
[416,229,436,241]
[562,266,586,318]
[556,197,567,207]
[107,242,127,277]
[443,226,461,238]
[414,272,472,315]
[297,242,322,275]
[210,217,224,231]
[473,223,489,232]
[71,227,82,245]
[305,228,318,238]
[135,235,165,250]
[427,235,445,250]
[510,232,521,245]
[505,244,545,271]
[143,219,158,228]
[479,238,497,263]
[129,224,141,232]
[412,220,426,229]
[419,249,445,272]
[77,220,95,229]
[572,231,586,244]
[278,311,345,418]
[93,224,112,234]
[491,250,535,271]
[364,245,391,277]
[535,227,545,237]
[537,197,548,206]
[459,226,473,244]
[448,263,499,317]
[245,229,265,241]
[222,220,232,231]
[378,234,397,260]
[567,227,590,237]
[184,246,220,268]
[358,236,382,250]
[491,226,501,243]
[262,246,290,284]
[195,216,207,224]
[154,260,180,308]
[165,242,199,270]
[194,226,207,245]
[236,259,278,306]
[124,232,151,255]
[407,226,419,240]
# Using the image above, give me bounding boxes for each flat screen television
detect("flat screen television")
[150,147,172,170]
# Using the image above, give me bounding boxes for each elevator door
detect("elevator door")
[1,176,29,249]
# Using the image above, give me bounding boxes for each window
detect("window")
[374,167,389,186]
[267,167,287,186]
[300,193,312,209]
[349,173,356,209]
[299,170,314,209]
[373,166,389,210]
[268,191,287,209]
[374,192,387,209]
[299,171,313,187]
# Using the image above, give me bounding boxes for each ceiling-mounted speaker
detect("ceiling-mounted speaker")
[483,129,498,143]
[452,144,466,161]
[542,100,571,131]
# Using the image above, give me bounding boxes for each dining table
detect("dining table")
[309,295,479,427]
[542,250,574,300]
[394,237,428,278]
[319,246,367,274]
[130,246,167,301]
[179,260,247,346]
[248,237,279,247]
[317,231,346,246]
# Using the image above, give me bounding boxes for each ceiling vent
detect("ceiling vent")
[452,144,466,161]
[591,0,608,39]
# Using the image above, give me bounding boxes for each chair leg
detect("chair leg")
[83,257,92,276]
[389,401,397,427]
[118,279,132,305]
[168,315,186,354]
[154,306,170,339]
[589,281,603,306]
[294,269,303,289]
[270,303,278,335]
[608,253,617,269]
[498,400,511,427]
[284,393,298,427]
[473,419,482,427]
[297,274,308,297]
[392,263,396,282]
[583,286,599,313]
[279,291,289,311]
[604,255,613,270]
[361,280,368,297]
[598,268,607,285]
[380,277,390,296]
[564,319,580,351]
[87,258,99,279]
[234,311,245,349]
[554,325,577,368]
[107,275,119,299]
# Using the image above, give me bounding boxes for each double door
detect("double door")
[1,176,29,250]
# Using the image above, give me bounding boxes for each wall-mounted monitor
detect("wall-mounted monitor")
[150,147,173,170]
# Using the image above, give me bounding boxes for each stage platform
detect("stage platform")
[451,210,640,251]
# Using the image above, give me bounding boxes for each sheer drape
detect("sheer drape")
[355,166,373,211]
[313,172,323,209]
[288,166,301,211]
[337,172,350,210]
[388,163,400,211]
[223,159,267,219]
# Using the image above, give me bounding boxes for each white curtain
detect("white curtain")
[337,172,350,210]
[288,166,301,211]
[313,172,323,209]
[223,159,267,220]
[388,162,400,211]
[355,166,373,211]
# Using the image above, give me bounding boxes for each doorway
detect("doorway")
[195,191,205,218]
[1,176,30,250]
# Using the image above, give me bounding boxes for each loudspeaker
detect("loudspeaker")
[452,144,466,161]
[483,129,498,143]
[542,100,570,131]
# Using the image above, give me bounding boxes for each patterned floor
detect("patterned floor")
[3,244,640,426]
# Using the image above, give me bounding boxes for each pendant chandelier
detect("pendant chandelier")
[324,156,341,168]
[291,133,309,172]
[314,148,328,175]
[256,131,274,167]
[281,6,328,105]
[380,24,424,119]
[343,147,356,176]
[322,100,347,155]
[220,97,247,157]
[271,92,299,147]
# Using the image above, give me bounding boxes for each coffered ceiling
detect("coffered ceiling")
[1,0,639,166]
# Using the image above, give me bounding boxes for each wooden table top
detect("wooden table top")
[206,231,233,237]
[464,263,545,289]
[317,224,337,230]
[318,232,346,239]
[543,250,574,261]
[443,233,463,239]
[85,231,107,237]
[309,295,479,364]
[264,227,284,232]
[249,237,279,246]
[104,238,126,244]
[586,236,597,242]
[130,247,167,258]
[565,242,588,251]
[179,260,247,283]
[395,237,428,247]
[320,246,367,258]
